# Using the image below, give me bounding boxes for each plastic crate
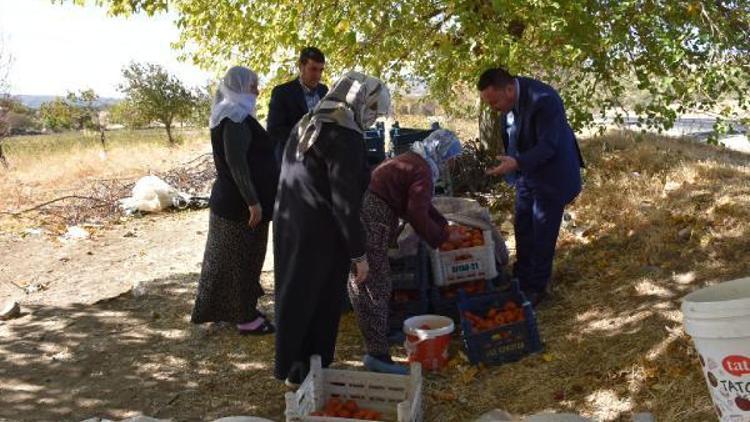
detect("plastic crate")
[387,243,430,333]
[390,128,436,155]
[285,355,423,422]
[457,282,543,366]
[429,279,495,324]
[389,243,430,291]
[365,123,387,170]
[428,230,498,287]
[389,288,429,334]
[365,136,386,169]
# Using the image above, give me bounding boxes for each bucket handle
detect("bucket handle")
[404,337,424,354]
[404,329,434,353]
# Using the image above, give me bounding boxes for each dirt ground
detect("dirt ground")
[0,209,294,421]
[1,131,748,422]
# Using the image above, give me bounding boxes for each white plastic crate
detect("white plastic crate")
[285,355,423,422]
[429,229,497,286]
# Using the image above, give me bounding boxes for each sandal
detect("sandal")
[237,316,275,335]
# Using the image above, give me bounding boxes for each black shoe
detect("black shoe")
[284,360,310,387]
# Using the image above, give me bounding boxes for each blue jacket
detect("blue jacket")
[501,77,584,204]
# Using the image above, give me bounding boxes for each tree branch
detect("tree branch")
[1,195,108,216]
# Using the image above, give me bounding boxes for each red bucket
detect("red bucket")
[403,315,455,371]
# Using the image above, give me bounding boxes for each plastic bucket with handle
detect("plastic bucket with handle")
[682,277,750,421]
[403,315,454,371]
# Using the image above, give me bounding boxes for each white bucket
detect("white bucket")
[682,277,750,421]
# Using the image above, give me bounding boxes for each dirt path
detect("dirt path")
[0,209,289,421]
[0,209,276,306]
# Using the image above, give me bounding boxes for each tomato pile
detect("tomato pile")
[310,398,383,420]
[439,224,485,251]
[462,301,525,334]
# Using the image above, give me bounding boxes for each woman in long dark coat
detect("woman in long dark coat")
[273,71,391,386]
[191,66,279,335]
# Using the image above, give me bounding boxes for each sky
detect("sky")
[0,0,213,98]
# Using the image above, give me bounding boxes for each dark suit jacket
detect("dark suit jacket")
[267,78,328,159]
[500,77,584,204]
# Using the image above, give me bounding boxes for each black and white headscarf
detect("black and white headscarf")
[295,71,390,160]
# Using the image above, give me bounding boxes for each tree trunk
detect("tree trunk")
[478,102,503,154]
[165,122,174,145]
[0,108,8,168]
[99,124,107,151]
[0,141,8,168]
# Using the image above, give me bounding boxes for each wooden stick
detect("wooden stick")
[0,195,108,216]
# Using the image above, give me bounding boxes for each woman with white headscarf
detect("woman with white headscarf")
[273,71,391,386]
[191,66,279,335]
[349,129,463,374]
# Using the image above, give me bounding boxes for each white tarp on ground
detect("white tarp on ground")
[119,176,190,214]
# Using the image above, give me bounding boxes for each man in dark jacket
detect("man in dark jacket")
[267,47,329,163]
[478,67,584,306]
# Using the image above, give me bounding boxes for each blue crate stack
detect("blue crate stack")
[387,242,430,342]
[457,280,543,365]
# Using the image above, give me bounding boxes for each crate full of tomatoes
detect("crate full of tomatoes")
[429,278,494,324]
[457,282,543,365]
[285,355,423,422]
[429,223,498,287]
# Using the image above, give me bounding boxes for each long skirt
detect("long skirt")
[191,212,269,324]
[348,192,399,356]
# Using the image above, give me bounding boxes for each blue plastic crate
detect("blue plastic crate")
[389,242,430,291]
[364,122,387,169]
[429,278,497,324]
[387,242,431,336]
[457,281,543,365]
[390,122,440,156]
[388,288,429,334]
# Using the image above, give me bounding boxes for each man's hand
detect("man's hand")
[248,204,262,228]
[485,155,519,176]
[351,259,369,285]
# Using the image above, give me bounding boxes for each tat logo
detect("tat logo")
[722,355,750,377]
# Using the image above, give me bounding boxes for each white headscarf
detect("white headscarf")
[295,71,390,160]
[209,66,258,129]
[410,129,463,184]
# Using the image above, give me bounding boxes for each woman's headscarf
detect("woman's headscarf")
[410,129,463,184]
[209,66,258,129]
[295,71,391,160]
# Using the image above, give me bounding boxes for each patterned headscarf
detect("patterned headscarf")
[295,71,390,160]
[209,66,258,129]
[410,129,463,184]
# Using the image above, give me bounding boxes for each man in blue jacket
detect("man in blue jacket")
[267,47,329,163]
[478,67,584,306]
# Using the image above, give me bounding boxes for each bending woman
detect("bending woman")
[350,129,463,374]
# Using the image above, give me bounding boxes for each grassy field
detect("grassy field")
[3,127,205,158]
[0,127,210,221]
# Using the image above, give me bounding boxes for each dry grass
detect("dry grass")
[401,130,749,421]
[0,128,210,232]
